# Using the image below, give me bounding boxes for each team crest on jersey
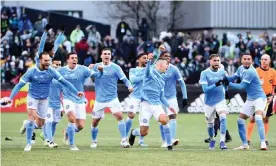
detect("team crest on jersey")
[66,105,70,109]
[130,105,134,109]
[143,118,148,123]
[28,102,32,106]
[47,114,51,118]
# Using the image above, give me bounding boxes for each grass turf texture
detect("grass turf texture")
[1,113,275,166]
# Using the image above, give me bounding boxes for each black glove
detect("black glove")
[60,24,66,32]
[222,77,229,86]
[215,80,223,86]
[45,24,52,31]
[182,99,189,107]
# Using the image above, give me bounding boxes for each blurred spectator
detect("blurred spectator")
[75,36,89,65]
[34,14,47,36]
[1,12,9,35]
[250,39,262,66]
[116,19,132,43]
[86,25,101,47]
[18,14,33,33]
[70,24,84,47]
[139,17,149,41]
[8,13,19,32]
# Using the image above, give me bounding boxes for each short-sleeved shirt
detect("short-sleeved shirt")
[256,67,276,95]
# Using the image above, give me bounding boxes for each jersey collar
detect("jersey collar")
[101,62,112,67]
[66,64,79,71]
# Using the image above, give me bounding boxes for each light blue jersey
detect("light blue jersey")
[233,65,266,100]
[48,79,62,110]
[9,66,80,100]
[141,60,169,107]
[93,62,132,103]
[129,67,145,100]
[58,65,102,103]
[199,68,227,106]
[163,64,187,100]
[20,67,63,99]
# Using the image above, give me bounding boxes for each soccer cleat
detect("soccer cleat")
[161,141,167,148]
[121,140,130,148]
[63,129,69,146]
[172,139,179,146]
[51,142,58,148]
[167,145,173,151]
[204,137,211,143]
[220,141,227,150]
[209,140,216,150]
[265,141,269,146]
[234,145,249,150]
[138,141,148,147]
[31,132,36,144]
[20,120,28,134]
[129,129,136,146]
[225,134,232,143]
[24,144,32,152]
[90,141,98,148]
[260,141,267,151]
[69,144,79,151]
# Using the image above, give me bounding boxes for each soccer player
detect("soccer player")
[129,58,175,151]
[41,57,63,148]
[199,54,228,150]
[19,24,66,143]
[125,52,148,147]
[204,64,232,143]
[90,48,133,148]
[158,51,188,147]
[59,52,103,151]
[246,54,276,146]
[224,53,267,150]
[3,52,83,151]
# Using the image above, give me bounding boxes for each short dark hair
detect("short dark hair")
[160,51,170,57]
[137,52,147,59]
[66,52,77,60]
[52,57,61,62]
[39,52,49,59]
[44,42,54,53]
[209,54,220,60]
[101,48,112,53]
[240,52,252,58]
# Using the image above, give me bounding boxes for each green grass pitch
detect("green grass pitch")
[1,113,275,166]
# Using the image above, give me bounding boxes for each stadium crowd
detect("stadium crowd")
[1,8,276,85]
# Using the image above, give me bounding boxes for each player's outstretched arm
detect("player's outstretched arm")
[9,82,26,100]
[52,25,66,57]
[35,24,51,65]
[228,81,248,90]
[201,80,223,93]
[226,75,239,82]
